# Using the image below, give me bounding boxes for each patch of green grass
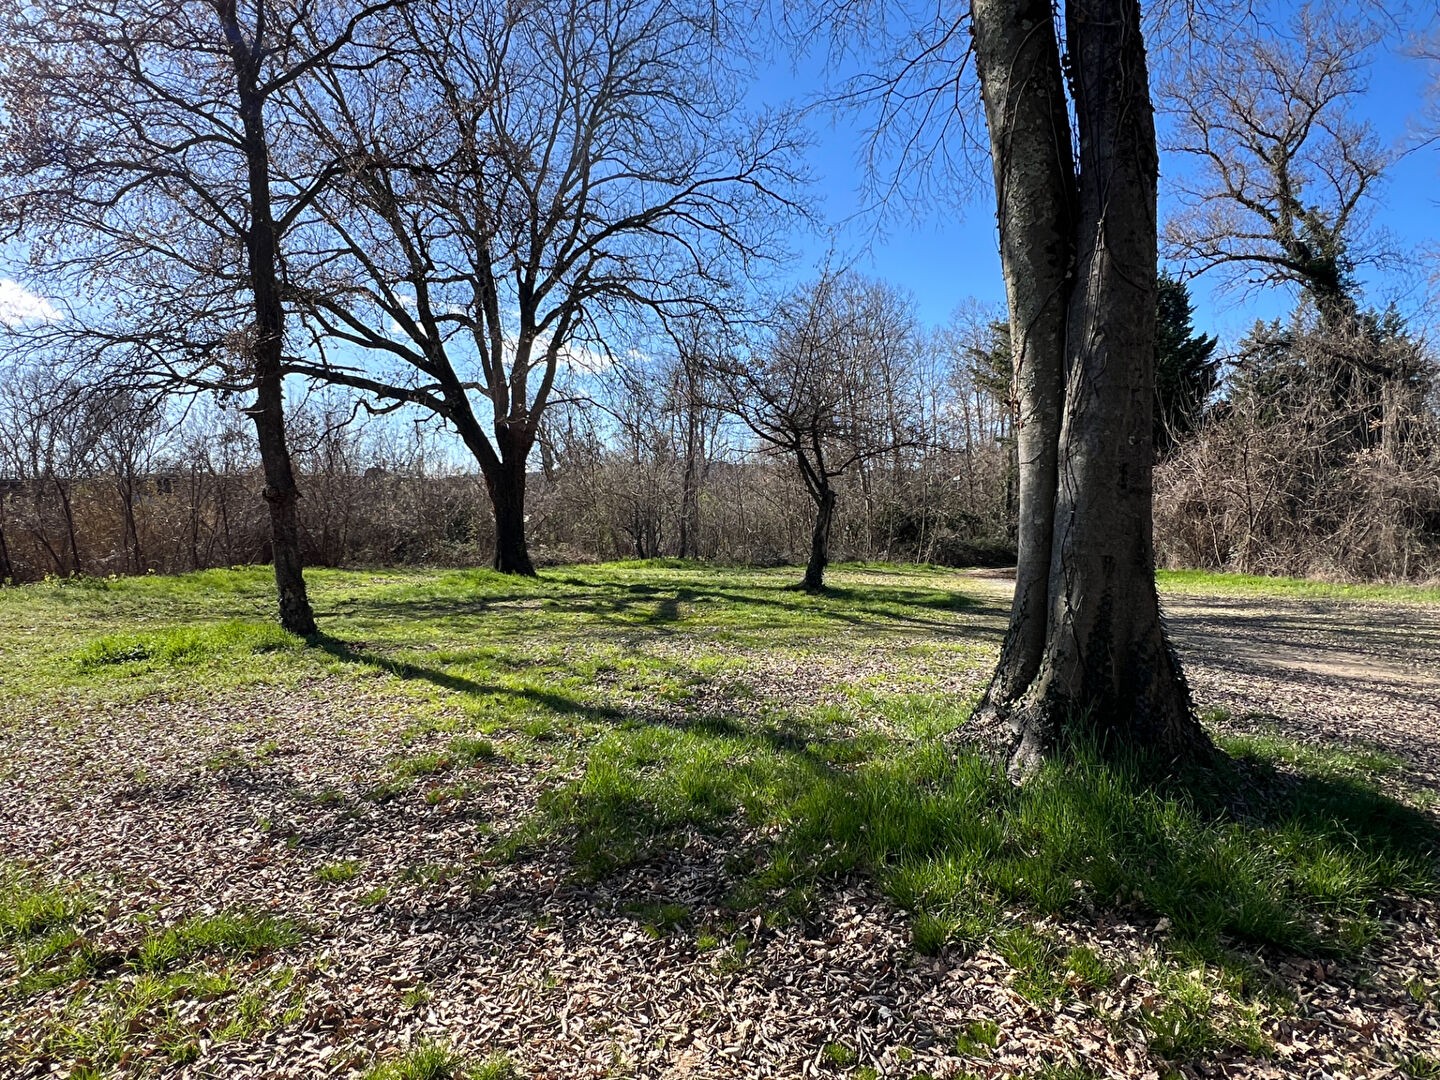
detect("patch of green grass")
[74,620,303,670]
[1137,965,1270,1058]
[450,735,498,763]
[135,911,301,972]
[401,983,433,1010]
[624,901,689,938]
[15,926,110,995]
[1,865,91,943]
[1219,730,1405,777]
[36,963,305,1070]
[364,777,413,803]
[953,1018,1000,1056]
[393,736,499,783]
[1020,1065,1105,1080]
[396,862,492,895]
[1398,1054,1440,1078]
[714,935,751,974]
[205,746,249,771]
[394,750,454,778]
[527,725,1436,963]
[1063,945,1114,989]
[362,1042,514,1080]
[2,865,108,995]
[315,860,362,884]
[1157,569,1440,604]
[822,1041,857,1067]
[522,716,561,741]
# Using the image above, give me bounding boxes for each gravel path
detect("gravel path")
[2,577,1438,1080]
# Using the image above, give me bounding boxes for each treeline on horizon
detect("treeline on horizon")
[0,0,1437,591]
[4,274,1438,586]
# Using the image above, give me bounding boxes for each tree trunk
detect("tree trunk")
[251,384,316,635]
[119,468,142,574]
[56,478,82,576]
[486,453,536,575]
[971,0,1211,777]
[228,10,317,636]
[0,498,13,583]
[677,406,701,559]
[970,0,1075,717]
[801,485,836,592]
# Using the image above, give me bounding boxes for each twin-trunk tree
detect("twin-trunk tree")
[284,0,800,574]
[969,0,1212,774]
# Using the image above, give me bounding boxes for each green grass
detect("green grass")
[135,911,301,972]
[1137,965,1269,1058]
[1157,568,1440,604]
[1,866,108,995]
[0,561,992,710]
[363,1043,514,1080]
[953,1018,1000,1056]
[2,865,309,1070]
[74,619,304,669]
[2,560,1436,1074]
[1,865,92,944]
[35,964,306,1070]
[822,1041,857,1067]
[516,725,1434,959]
[315,859,362,884]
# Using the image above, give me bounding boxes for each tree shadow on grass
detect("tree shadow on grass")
[306,633,624,723]
[350,578,1009,645]
[491,722,1440,968]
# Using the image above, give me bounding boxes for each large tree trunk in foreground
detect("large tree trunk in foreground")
[485,450,537,576]
[801,486,836,593]
[971,0,1211,776]
[970,0,1075,718]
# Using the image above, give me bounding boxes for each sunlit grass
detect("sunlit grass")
[1157,568,1440,604]
[2,559,1436,1071]
[362,1042,514,1080]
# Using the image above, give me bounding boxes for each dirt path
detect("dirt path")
[959,570,1440,788]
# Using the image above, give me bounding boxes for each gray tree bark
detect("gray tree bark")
[970,0,1212,775]
[970,0,1075,718]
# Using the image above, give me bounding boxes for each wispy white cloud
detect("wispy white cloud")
[0,279,60,326]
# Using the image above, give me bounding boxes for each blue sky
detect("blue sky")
[757,3,1440,346]
[1,2,1432,356]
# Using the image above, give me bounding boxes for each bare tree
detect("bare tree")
[1156,312,1440,579]
[83,389,166,575]
[0,369,96,576]
[667,330,723,561]
[281,0,804,574]
[717,272,916,592]
[0,0,396,631]
[1161,2,1392,329]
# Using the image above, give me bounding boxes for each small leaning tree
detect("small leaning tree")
[717,271,917,592]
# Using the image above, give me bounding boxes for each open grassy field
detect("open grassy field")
[1,562,1438,1079]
